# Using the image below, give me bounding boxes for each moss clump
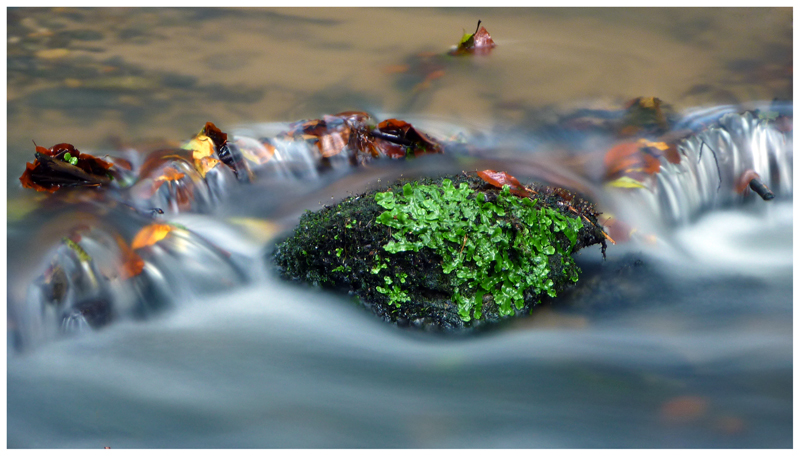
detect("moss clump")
[374,179,584,321]
[273,174,607,330]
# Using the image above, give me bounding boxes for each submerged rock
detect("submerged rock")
[273,173,608,330]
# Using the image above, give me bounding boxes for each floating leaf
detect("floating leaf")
[606,175,648,189]
[476,170,530,197]
[20,143,114,193]
[183,128,221,178]
[449,20,496,56]
[131,223,173,250]
[151,167,186,192]
[114,234,144,279]
[638,138,681,164]
[604,141,662,178]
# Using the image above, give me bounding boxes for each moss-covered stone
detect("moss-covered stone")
[272,174,607,330]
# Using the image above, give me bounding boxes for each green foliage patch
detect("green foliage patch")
[374,179,583,321]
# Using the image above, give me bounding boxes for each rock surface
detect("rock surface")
[273,173,608,330]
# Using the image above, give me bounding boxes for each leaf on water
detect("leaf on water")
[183,125,228,178]
[604,141,662,178]
[285,115,353,158]
[606,175,648,189]
[638,139,681,164]
[20,142,114,193]
[131,223,173,250]
[449,20,496,56]
[375,118,443,157]
[114,234,144,279]
[151,167,186,192]
[476,170,531,197]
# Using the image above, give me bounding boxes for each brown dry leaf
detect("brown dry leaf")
[476,169,531,197]
[132,224,174,250]
[20,143,114,193]
[449,20,496,56]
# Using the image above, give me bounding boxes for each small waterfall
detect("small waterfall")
[7,104,793,351]
[656,111,792,224]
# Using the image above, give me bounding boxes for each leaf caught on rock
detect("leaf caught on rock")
[476,169,531,197]
[374,118,443,157]
[19,142,114,193]
[131,223,173,250]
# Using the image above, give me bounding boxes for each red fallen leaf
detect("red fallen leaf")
[603,142,642,177]
[604,142,662,178]
[641,153,661,175]
[200,121,251,179]
[477,170,531,197]
[449,20,496,56]
[638,139,681,165]
[660,396,709,422]
[286,116,352,158]
[20,142,114,193]
[201,122,227,150]
[375,118,443,157]
[663,143,681,164]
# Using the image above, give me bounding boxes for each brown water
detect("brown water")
[8,8,791,153]
[6,7,793,449]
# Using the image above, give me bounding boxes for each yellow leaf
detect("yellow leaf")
[195,156,220,178]
[132,224,173,250]
[607,176,648,189]
[637,138,670,151]
[184,135,216,160]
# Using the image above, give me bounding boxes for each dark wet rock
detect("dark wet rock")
[273,174,608,331]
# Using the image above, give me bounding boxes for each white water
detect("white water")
[7,116,793,448]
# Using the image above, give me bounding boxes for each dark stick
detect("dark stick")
[370,130,414,146]
[748,177,775,201]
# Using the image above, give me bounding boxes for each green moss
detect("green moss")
[273,174,607,331]
[373,180,583,322]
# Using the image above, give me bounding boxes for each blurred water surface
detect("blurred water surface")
[6,7,792,448]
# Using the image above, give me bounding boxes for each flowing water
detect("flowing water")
[6,8,793,448]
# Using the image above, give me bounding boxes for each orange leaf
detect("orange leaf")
[477,170,530,197]
[132,224,173,250]
[642,153,661,175]
[604,142,642,177]
[114,234,144,279]
[195,156,220,177]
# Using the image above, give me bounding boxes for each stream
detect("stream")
[6,8,793,448]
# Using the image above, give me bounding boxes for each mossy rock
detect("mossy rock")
[272,174,608,330]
